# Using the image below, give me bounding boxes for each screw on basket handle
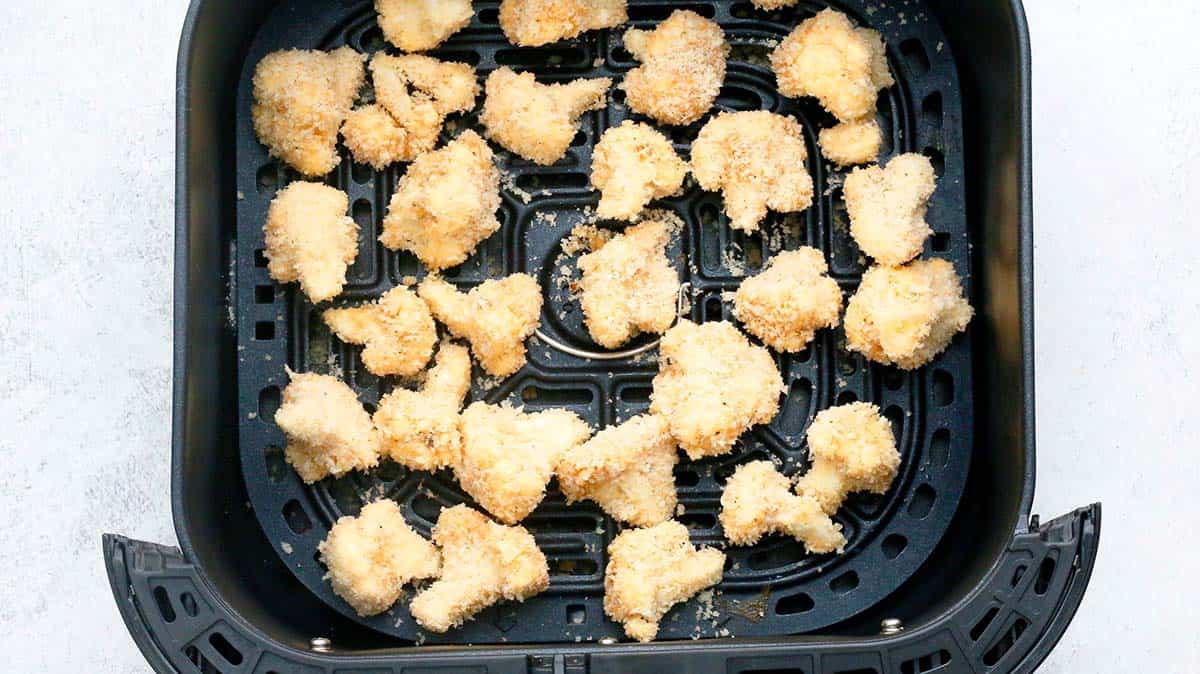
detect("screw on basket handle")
[535,282,691,361]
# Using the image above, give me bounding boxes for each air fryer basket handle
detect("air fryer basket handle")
[104,503,1099,674]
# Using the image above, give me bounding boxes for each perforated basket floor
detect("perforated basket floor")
[234,0,973,645]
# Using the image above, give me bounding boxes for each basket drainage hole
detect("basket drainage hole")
[477,6,499,24]
[259,387,281,420]
[619,385,652,404]
[209,632,243,666]
[836,390,858,405]
[970,606,999,641]
[775,591,814,615]
[1034,556,1057,595]
[255,322,275,341]
[924,147,945,175]
[900,39,931,74]
[183,645,219,674]
[900,649,952,674]
[678,512,717,530]
[881,534,907,559]
[256,165,278,193]
[829,570,859,594]
[351,161,373,184]
[921,92,943,130]
[566,604,586,624]
[282,499,313,534]
[907,484,936,519]
[180,592,198,617]
[254,249,269,268]
[255,286,275,304]
[152,586,176,623]
[674,469,700,487]
[929,429,950,467]
[932,232,951,252]
[1011,564,1028,587]
[550,558,598,576]
[982,618,1028,666]
[932,370,954,405]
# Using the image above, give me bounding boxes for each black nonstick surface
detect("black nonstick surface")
[234,0,973,644]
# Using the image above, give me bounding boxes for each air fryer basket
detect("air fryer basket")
[105,1,1100,672]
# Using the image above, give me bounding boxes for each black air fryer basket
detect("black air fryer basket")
[105,1,1100,672]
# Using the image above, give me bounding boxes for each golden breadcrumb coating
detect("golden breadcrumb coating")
[795,402,900,514]
[557,414,678,527]
[374,343,472,471]
[844,153,937,266]
[690,111,814,232]
[343,54,481,169]
[621,10,728,126]
[591,121,688,220]
[498,0,628,47]
[578,218,680,349]
[323,286,437,377]
[318,499,441,616]
[275,371,380,483]
[409,505,549,632]
[456,402,592,523]
[252,47,365,176]
[604,521,725,642]
[480,68,611,165]
[819,117,883,167]
[650,320,785,459]
[733,247,842,353]
[380,131,501,270]
[751,0,800,8]
[719,461,844,553]
[375,0,473,52]
[263,182,359,304]
[843,259,973,370]
[770,9,893,122]
[418,274,543,377]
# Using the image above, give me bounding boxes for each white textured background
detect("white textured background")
[0,1,1195,671]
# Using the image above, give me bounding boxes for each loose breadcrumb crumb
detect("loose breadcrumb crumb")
[374,342,472,470]
[843,259,973,369]
[252,47,365,176]
[561,224,616,256]
[409,505,549,632]
[375,0,473,52]
[456,402,592,523]
[323,286,437,377]
[380,131,501,270]
[622,10,729,126]
[650,320,785,459]
[750,0,800,8]
[480,68,612,165]
[275,370,380,483]
[770,9,892,122]
[844,153,936,266]
[719,461,844,553]
[604,521,725,642]
[498,0,628,47]
[558,414,678,527]
[819,117,883,167]
[578,218,680,349]
[795,402,900,513]
[418,274,543,377]
[591,121,688,220]
[733,247,842,353]
[319,499,441,616]
[690,110,814,232]
[263,182,358,304]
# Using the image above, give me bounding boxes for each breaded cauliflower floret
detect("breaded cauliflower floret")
[557,414,678,527]
[456,402,592,523]
[375,0,473,52]
[374,343,472,471]
[323,286,437,377]
[591,121,688,220]
[410,505,549,632]
[621,10,729,126]
[252,47,365,176]
[604,521,725,642]
[380,131,501,270]
[418,274,543,377]
[795,402,900,514]
[275,371,380,483]
[719,461,844,553]
[844,153,937,266]
[650,320,785,459]
[480,68,611,165]
[343,54,481,169]
[819,117,883,167]
[319,499,441,616]
[578,218,680,349]
[843,259,973,370]
[499,0,628,47]
[770,9,893,122]
[263,182,358,304]
[733,247,842,353]
[690,111,815,232]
